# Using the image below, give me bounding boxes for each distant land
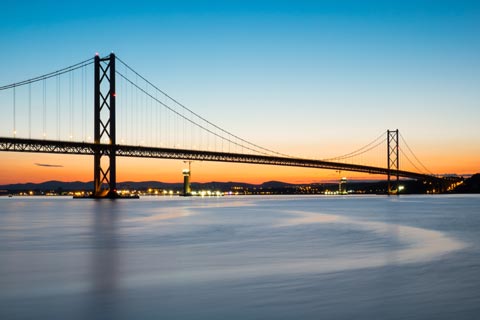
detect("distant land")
[1,174,479,195]
[453,173,480,193]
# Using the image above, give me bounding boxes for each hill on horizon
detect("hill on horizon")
[0,180,305,192]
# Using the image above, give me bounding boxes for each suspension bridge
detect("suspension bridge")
[0,53,458,198]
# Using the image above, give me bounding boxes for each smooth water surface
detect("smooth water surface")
[1,195,479,319]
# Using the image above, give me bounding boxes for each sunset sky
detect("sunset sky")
[0,0,479,184]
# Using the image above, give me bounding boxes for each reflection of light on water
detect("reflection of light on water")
[126,198,257,223]
[89,203,121,318]
[128,209,193,222]
[274,210,339,227]
[122,208,466,288]
[388,224,465,263]
[277,209,466,266]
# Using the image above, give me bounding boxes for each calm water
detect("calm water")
[0,194,479,319]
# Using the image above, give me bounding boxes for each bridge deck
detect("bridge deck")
[0,137,444,181]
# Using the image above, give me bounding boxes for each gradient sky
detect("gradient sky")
[0,0,479,184]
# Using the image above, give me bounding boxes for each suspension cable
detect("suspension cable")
[115,56,291,158]
[399,133,433,174]
[116,70,274,156]
[0,58,94,90]
[322,131,386,161]
[399,148,422,173]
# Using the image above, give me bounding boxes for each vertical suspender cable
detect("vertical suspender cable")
[69,72,72,139]
[124,66,128,144]
[121,77,123,143]
[147,86,150,146]
[190,112,193,149]
[130,80,134,145]
[199,121,202,150]
[29,83,32,138]
[120,67,123,143]
[85,65,88,141]
[13,85,16,137]
[56,75,60,139]
[155,90,159,147]
[72,71,75,139]
[183,106,186,148]
[43,79,46,138]
[82,65,85,140]
[166,95,169,147]
[81,65,84,140]
[159,94,162,146]
[135,74,138,144]
[73,70,76,140]
[149,87,153,146]
[173,108,176,147]
[140,80,144,144]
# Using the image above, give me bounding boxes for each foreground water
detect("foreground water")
[0,194,479,319]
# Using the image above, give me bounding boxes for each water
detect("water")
[0,195,479,319]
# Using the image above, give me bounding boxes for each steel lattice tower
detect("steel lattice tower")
[93,53,117,198]
[387,129,399,195]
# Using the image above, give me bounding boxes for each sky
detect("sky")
[0,0,479,184]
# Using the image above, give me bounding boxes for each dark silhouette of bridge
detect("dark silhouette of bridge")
[0,54,458,197]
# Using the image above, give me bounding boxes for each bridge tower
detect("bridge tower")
[387,129,399,195]
[93,53,117,198]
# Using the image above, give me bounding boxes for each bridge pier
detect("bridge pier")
[182,169,192,196]
[181,161,192,196]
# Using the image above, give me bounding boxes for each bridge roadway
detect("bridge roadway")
[0,137,444,182]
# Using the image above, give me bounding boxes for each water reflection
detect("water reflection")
[276,209,465,269]
[88,200,120,318]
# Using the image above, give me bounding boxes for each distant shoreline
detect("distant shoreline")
[1,174,478,195]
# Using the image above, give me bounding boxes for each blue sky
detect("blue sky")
[0,0,479,181]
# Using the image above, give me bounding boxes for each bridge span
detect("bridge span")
[0,137,448,182]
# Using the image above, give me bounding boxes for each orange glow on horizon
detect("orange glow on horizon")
[0,148,478,186]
